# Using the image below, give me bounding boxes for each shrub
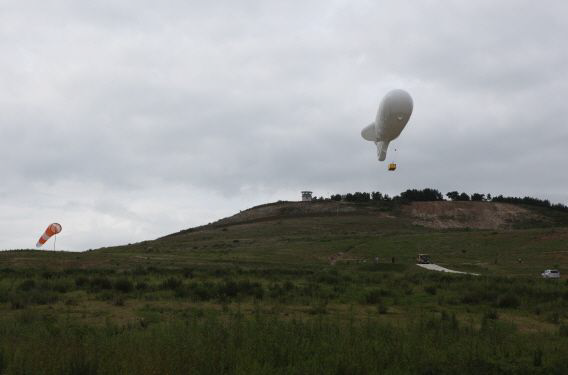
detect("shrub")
[483,310,499,320]
[315,271,341,285]
[52,281,71,293]
[377,303,388,314]
[365,289,384,305]
[283,281,295,291]
[424,286,437,295]
[533,349,543,367]
[135,281,149,290]
[547,312,560,325]
[175,287,190,299]
[10,296,27,310]
[29,291,59,305]
[75,276,89,287]
[218,280,238,298]
[114,278,134,293]
[309,300,328,315]
[461,289,497,305]
[182,268,194,278]
[497,294,520,309]
[268,284,286,299]
[18,279,36,291]
[162,277,182,290]
[91,277,112,291]
[132,267,148,276]
[248,282,265,300]
[559,324,568,337]
[190,283,212,301]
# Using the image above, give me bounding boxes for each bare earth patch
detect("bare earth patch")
[402,201,544,229]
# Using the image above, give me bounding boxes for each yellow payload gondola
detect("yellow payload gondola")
[388,163,397,171]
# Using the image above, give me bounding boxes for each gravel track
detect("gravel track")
[417,263,479,276]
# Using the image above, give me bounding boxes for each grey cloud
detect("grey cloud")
[1,1,567,250]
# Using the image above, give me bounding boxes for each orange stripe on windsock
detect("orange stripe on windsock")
[36,223,62,248]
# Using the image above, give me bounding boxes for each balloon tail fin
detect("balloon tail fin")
[376,141,389,161]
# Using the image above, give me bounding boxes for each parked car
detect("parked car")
[541,269,560,279]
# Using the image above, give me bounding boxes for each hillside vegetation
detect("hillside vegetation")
[0,199,567,373]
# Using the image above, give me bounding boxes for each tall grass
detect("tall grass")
[0,312,567,374]
[0,266,567,373]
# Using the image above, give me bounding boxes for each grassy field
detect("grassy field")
[0,200,567,373]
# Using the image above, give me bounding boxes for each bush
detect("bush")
[424,286,437,295]
[559,324,568,337]
[497,294,520,308]
[377,303,388,314]
[315,271,341,284]
[461,289,498,305]
[483,310,499,320]
[175,287,190,299]
[364,289,387,304]
[218,280,238,298]
[114,278,134,293]
[162,277,182,290]
[309,300,328,315]
[91,277,112,291]
[18,279,36,291]
[533,349,543,367]
[135,281,149,290]
[52,280,71,293]
[10,296,27,310]
[182,268,194,278]
[233,280,264,299]
[190,283,213,301]
[461,292,481,305]
[29,291,58,305]
[547,312,560,325]
[75,276,89,287]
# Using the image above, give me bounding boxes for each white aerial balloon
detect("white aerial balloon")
[361,89,413,161]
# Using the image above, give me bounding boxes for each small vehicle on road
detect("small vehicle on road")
[541,269,560,279]
[417,254,431,264]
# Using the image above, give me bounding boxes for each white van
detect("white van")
[541,269,560,279]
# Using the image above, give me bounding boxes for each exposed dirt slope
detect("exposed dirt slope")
[401,201,544,229]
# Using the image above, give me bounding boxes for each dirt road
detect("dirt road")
[417,263,479,276]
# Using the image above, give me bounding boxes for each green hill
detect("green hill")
[3,200,567,276]
[0,200,568,373]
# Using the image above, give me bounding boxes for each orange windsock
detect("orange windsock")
[36,223,62,248]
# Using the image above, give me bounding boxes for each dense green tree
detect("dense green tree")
[371,192,383,201]
[446,191,460,201]
[400,188,443,202]
[457,192,470,201]
[471,193,485,201]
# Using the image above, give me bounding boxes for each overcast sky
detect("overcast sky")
[1,0,567,251]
